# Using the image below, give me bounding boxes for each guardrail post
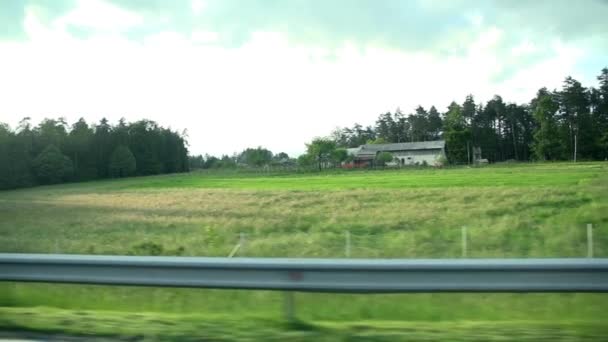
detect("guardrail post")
[345,230,351,258]
[284,292,295,322]
[461,226,467,258]
[587,223,593,258]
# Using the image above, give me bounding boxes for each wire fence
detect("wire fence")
[221,223,606,259]
[11,222,604,258]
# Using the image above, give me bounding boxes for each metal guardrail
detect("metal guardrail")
[1,254,607,292]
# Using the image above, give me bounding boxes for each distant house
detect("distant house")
[346,140,446,167]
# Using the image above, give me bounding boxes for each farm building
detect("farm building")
[346,140,446,167]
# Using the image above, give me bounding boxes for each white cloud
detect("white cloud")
[57,0,142,32]
[0,1,606,157]
[191,0,206,15]
[191,30,218,44]
[511,40,538,58]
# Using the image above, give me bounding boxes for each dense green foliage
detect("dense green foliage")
[375,151,393,166]
[443,102,470,163]
[32,145,74,184]
[532,89,564,160]
[306,138,337,170]
[109,145,137,178]
[237,146,273,166]
[189,149,293,170]
[332,68,608,163]
[0,118,188,190]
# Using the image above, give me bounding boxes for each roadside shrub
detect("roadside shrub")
[130,242,163,256]
[129,242,185,256]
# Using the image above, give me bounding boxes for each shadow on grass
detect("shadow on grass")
[281,319,322,332]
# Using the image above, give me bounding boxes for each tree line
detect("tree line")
[331,68,608,163]
[19,68,602,187]
[0,117,188,190]
[189,147,294,170]
[188,139,378,173]
[189,68,608,173]
[293,68,607,170]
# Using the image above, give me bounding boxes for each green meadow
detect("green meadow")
[1,162,607,340]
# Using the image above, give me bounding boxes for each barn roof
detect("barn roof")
[361,140,445,152]
[346,141,445,160]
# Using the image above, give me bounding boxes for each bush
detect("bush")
[435,155,448,167]
[129,242,185,256]
[376,152,393,166]
[297,154,315,167]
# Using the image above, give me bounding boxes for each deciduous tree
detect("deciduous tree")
[32,145,73,184]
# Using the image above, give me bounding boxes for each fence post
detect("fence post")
[284,292,295,322]
[461,226,468,258]
[345,230,351,258]
[239,232,246,256]
[228,233,246,258]
[587,223,593,258]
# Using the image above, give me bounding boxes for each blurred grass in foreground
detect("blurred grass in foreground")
[1,307,607,341]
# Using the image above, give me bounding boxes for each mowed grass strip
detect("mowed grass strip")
[0,162,601,198]
[124,162,604,190]
[0,162,607,329]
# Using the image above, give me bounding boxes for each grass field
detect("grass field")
[1,162,607,340]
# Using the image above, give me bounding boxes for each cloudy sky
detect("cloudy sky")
[1,0,607,156]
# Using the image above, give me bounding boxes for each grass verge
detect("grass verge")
[1,307,607,341]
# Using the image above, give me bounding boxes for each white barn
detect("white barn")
[348,141,446,167]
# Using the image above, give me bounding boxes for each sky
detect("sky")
[0,0,607,157]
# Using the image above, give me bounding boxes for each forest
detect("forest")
[0,118,189,190]
[331,68,608,164]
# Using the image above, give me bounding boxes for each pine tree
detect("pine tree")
[66,118,95,180]
[594,68,608,159]
[0,124,11,189]
[558,76,592,160]
[532,90,563,160]
[427,106,443,140]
